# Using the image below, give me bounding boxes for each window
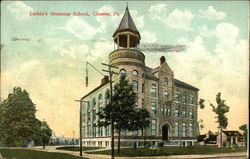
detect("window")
[133,70,138,76]
[167,106,171,116]
[92,125,96,137]
[151,119,156,135]
[119,69,126,75]
[151,84,157,97]
[87,112,91,121]
[189,111,194,119]
[98,126,103,137]
[189,123,193,137]
[87,125,91,137]
[151,102,157,114]
[92,110,96,121]
[98,94,103,106]
[175,90,180,102]
[174,122,179,137]
[142,83,144,93]
[133,130,138,136]
[182,108,187,118]
[182,123,186,137]
[133,80,138,91]
[182,93,186,104]
[121,129,126,136]
[190,94,194,104]
[92,98,96,107]
[164,90,169,102]
[106,126,110,136]
[164,77,169,85]
[175,108,179,117]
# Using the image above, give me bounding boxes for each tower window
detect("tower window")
[133,70,138,76]
[119,69,126,75]
[164,90,169,102]
[151,84,157,97]
[132,80,138,91]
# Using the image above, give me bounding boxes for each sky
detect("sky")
[1,1,248,138]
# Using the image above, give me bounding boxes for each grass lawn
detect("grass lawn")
[56,146,101,152]
[0,148,88,159]
[87,146,247,157]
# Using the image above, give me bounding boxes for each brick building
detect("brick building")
[80,7,199,148]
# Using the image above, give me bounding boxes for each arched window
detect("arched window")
[98,94,103,106]
[151,84,157,97]
[119,69,126,75]
[151,102,157,114]
[189,111,194,119]
[132,70,138,76]
[167,105,171,116]
[175,108,179,117]
[182,123,186,137]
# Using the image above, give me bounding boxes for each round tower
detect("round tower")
[109,6,145,107]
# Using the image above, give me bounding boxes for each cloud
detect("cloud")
[215,22,239,45]
[130,10,145,29]
[199,6,226,21]
[148,3,167,20]
[164,9,193,30]
[199,25,215,38]
[169,31,248,133]
[141,31,157,43]
[7,1,33,20]
[61,16,97,40]
[96,5,121,33]
[148,5,193,31]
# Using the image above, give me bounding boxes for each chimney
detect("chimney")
[160,56,166,65]
[101,75,109,84]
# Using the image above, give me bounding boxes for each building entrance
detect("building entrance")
[162,125,169,141]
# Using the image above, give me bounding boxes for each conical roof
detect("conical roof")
[113,7,140,38]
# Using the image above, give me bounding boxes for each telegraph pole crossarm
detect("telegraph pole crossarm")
[101,63,118,159]
[75,99,88,157]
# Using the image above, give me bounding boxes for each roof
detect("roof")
[145,66,159,81]
[174,79,199,91]
[113,7,140,37]
[222,131,242,136]
[81,80,109,100]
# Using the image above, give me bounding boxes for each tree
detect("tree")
[130,108,150,148]
[34,120,52,148]
[239,124,247,147]
[197,99,205,135]
[98,75,150,153]
[0,87,37,146]
[210,92,229,147]
[0,87,52,147]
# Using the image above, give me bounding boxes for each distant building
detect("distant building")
[80,6,199,148]
[217,131,244,147]
[198,131,218,146]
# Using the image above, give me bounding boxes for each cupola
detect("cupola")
[113,6,141,49]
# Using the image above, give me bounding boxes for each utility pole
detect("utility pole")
[75,100,88,157]
[102,63,118,159]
